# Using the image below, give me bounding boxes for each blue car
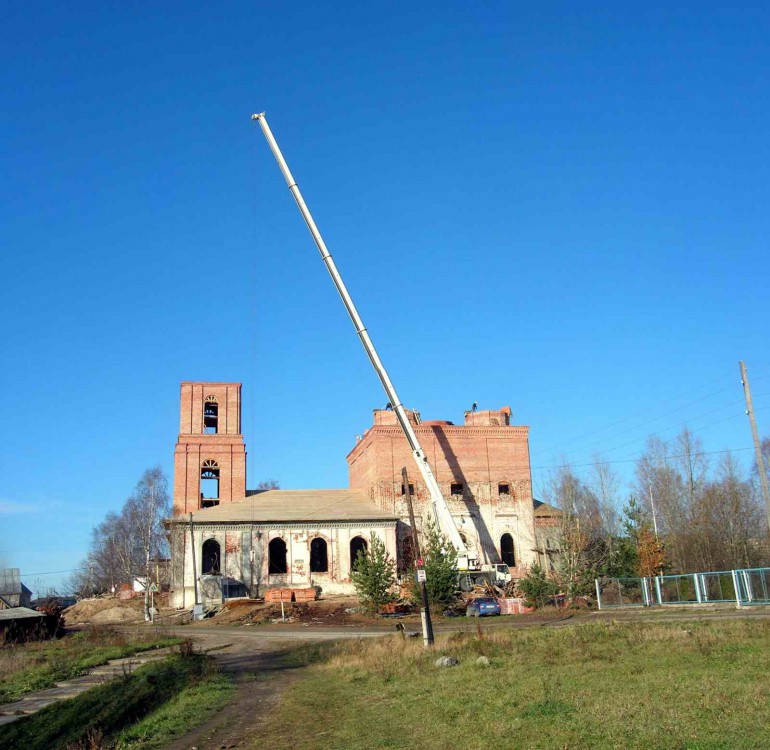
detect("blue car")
[466,597,501,617]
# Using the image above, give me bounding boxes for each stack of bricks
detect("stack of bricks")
[498,597,534,615]
[264,587,317,603]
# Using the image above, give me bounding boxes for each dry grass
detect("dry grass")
[258,619,770,750]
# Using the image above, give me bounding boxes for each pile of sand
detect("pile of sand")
[64,598,141,624]
[91,606,143,624]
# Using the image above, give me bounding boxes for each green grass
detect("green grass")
[0,653,232,750]
[0,627,181,703]
[256,619,770,750]
[115,664,233,749]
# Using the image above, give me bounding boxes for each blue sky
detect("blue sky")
[3,3,769,595]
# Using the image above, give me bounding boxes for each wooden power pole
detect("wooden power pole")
[740,361,770,532]
[402,467,434,647]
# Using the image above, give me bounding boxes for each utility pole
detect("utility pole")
[402,467,434,647]
[740,361,770,533]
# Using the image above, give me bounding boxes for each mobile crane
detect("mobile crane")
[252,114,511,591]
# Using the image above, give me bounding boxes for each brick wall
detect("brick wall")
[172,382,246,516]
[347,407,537,571]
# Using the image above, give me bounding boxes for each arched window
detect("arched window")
[268,537,288,575]
[204,396,219,434]
[201,460,220,507]
[500,533,515,567]
[310,537,328,573]
[350,536,368,572]
[202,539,221,575]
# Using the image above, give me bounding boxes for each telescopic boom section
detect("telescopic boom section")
[252,112,469,563]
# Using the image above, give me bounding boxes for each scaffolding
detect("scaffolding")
[596,567,770,609]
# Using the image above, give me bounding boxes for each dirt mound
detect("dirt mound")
[91,606,143,624]
[207,597,412,627]
[64,598,141,624]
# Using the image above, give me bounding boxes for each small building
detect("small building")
[533,500,562,572]
[0,569,32,609]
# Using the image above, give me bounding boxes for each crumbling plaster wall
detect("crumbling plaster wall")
[170,521,397,608]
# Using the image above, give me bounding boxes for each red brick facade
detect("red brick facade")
[347,407,537,572]
[172,382,246,516]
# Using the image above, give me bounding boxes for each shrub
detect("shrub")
[411,520,458,611]
[518,562,558,608]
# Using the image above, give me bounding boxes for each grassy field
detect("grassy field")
[0,651,233,750]
[257,619,770,750]
[0,626,181,703]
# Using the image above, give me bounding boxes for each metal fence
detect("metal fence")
[596,567,770,609]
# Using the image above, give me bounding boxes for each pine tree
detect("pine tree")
[418,520,458,610]
[351,533,395,613]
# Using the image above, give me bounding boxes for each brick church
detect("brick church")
[169,381,540,607]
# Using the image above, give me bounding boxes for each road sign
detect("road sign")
[416,569,427,583]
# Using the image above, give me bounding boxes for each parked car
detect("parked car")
[465,597,501,617]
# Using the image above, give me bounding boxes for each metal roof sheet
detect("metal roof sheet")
[185,489,397,524]
[0,607,43,621]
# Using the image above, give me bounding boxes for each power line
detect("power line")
[532,446,754,472]
[23,567,82,577]
[536,391,770,468]
[533,382,735,458]
[565,404,747,463]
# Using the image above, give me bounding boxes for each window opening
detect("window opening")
[268,537,288,575]
[203,396,219,434]
[310,537,329,573]
[350,536,368,572]
[498,483,510,495]
[400,483,414,496]
[500,533,516,567]
[200,459,220,505]
[202,539,221,575]
[450,482,463,496]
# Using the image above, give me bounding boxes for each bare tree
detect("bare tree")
[126,467,170,619]
[543,462,602,601]
[255,479,280,490]
[69,467,170,605]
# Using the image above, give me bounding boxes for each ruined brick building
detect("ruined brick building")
[169,382,542,606]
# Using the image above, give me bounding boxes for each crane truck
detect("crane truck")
[252,113,512,593]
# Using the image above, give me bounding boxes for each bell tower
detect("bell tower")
[172,382,247,515]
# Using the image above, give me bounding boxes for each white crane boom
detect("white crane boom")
[252,112,471,566]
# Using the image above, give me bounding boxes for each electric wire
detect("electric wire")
[532,446,754,472]
[533,381,735,458]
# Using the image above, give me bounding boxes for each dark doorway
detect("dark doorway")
[268,537,288,575]
[310,537,328,573]
[350,536,368,572]
[500,533,515,567]
[202,539,221,575]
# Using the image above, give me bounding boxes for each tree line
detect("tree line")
[538,428,770,602]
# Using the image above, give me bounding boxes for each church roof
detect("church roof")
[186,489,398,524]
[533,500,561,517]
